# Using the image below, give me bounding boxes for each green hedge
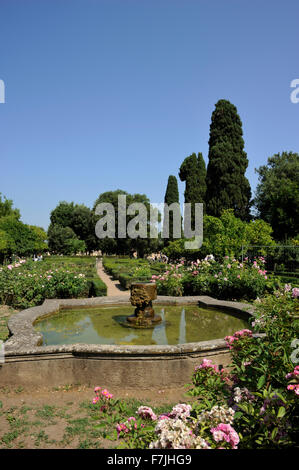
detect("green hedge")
[102,257,166,288]
[87,278,107,296]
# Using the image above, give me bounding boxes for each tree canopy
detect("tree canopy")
[163,175,180,244]
[0,194,47,262]
[0,193,20,219]
[0,216,47,261]
[163,209,275,261]
[48,201,97,254]
[254,151,299,240]
[179,152,206,229]
[47,224,86,255]
[205,100,251,221]
[93,189,160,257]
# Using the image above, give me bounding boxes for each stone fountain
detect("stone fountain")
[126,282,162,328]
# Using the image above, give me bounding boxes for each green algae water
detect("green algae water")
[34,305,250,346]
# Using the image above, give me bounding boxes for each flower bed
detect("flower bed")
[103,257,165,288]
[152,255,280,301]
[90,288,298,449]
[0,256,107,309]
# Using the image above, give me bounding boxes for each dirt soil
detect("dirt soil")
[0,383,192,449]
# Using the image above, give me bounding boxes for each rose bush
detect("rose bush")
[0,259,89,309]
[152,255,279,301]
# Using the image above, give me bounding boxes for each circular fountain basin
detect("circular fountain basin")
[34,305,249,346]
[1,295,256,390]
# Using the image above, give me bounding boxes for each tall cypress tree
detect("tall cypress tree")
[205,99,251,220]
[179,152,206,230]
[163,175,180,243]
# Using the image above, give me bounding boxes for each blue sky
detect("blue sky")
[0,0,298,230]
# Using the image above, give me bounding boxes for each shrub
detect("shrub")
[152,255,279,301]
[88,278,107,297]
[0,257,107,309]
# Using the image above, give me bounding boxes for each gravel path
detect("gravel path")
[96,258,130,297]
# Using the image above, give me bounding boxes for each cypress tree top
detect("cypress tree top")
[179,152,206,205]
[179,152,206,232]
[205,99,251,220]
[163,175,180,242]
[164,175,179,205]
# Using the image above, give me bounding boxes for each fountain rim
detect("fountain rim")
[4,295,258,357]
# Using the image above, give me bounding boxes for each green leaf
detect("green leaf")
[277,407,286,419]
[271,428,278,440]
[257,375,266,389]
[93,422,106,429]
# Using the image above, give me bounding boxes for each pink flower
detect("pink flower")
[234,329,252,337]
[99,388,113,400]
[195,358,219,373]
[292,287,299,298]
[137,406,157,421]
[225,329,252,349]
[211,423,239,449]
[116,423,129,436]
[158,414,170,420]
[169,403,192,420]
[127,416,136,422]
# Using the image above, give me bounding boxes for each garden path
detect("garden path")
[96,258,130,297]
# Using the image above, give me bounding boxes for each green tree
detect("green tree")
[0,216,45,260]
[48,201,98,253]
[93,190,159,257]
[254,152,299,240]
[202,210,274,259]
[179,153,206,229]
[0,193,20,220]
[205,99,251,221]
[163,210,274,261]
[49,201,75,228]
[47,224,85,255]
[0,195,48,262]
[71,205,98,253]
[28,226,48,253]
[163,175,181,244]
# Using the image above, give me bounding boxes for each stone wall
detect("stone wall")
[0,295,255,389]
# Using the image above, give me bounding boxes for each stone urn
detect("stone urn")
[126,282,162,327]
